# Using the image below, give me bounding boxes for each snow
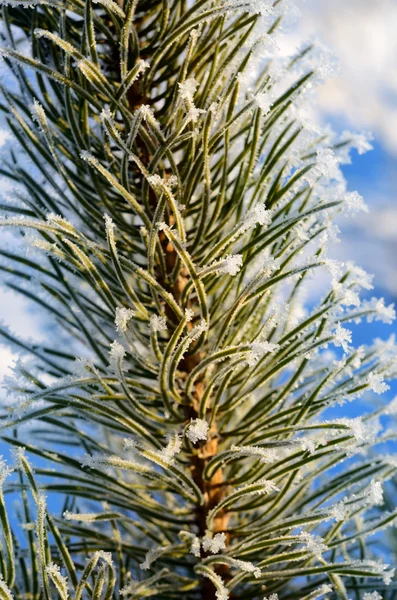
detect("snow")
[186,419,209,444]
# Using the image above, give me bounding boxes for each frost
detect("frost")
[367,372,390,395]
[186,419,209,444]
[246,341,279,366]
[314,585,333,598]
[298,531,328,559]
[351,559,394,585]
[329,501,348,522]
[202,532,227,554]
[178,78,198,102]
[242,205,272,231]
[139,104,159,127]
[149,314,167,332]
[230,445,278,463]
[63,510,99,522]
[232,0,273,16]
[140,546,166,570]
[185,308,195,322]
[45,562,69,598]
[346,262,374,290]
[368,479,383,506]
[263,594,279,600]
[0,457,13,485]
[115,307,134,332]
[306,148,342,185]
[232,559,261,578]
[215,579,229,600]
[218,254,243,276]
[239,478,280,496]
[300,438,317,455]
[253,91,273,115]
[343,191,369,215]
[159,431,182,465]
[363,298,396,324]
[363,593,382,600]
[190,535,201,557]
[333,323,352,354]
[108,340,126,370]
[324,258,344,285]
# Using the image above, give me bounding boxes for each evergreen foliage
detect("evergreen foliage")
[0,0,396,598]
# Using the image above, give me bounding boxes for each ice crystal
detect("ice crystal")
[253,91,273,115]
[242,205,272,231]
[115,307,134,332]
[139,104,159,126]
[190,535,201,557]
[368,480,383,506]
[230,445,278,463]
[234,0,274,16]
[149,314,167,332]
[306,148,342,185]
[333,323,352,354]
[202,532,227,554]
[232,559,261,578]
[140,546,166,570]
[108,340,126,370]
[215,579,229,600]
[63,510,98,522]
[218,254,243,276]
[263,594,279,600]
[246,341,279,366]
[178,78,198,102]
[367,372,390,395]
[329,501,348,522]
[363,298,396,324]
[159,431,182,465]
[363,592,382,600]
[0,457,13,485]
[315,585,333,598]
[298,531,328,559]
[186,419,209,444]
[343,191,369,215]
[185,308,195,322]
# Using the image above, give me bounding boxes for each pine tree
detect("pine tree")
[0,0,397,598]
